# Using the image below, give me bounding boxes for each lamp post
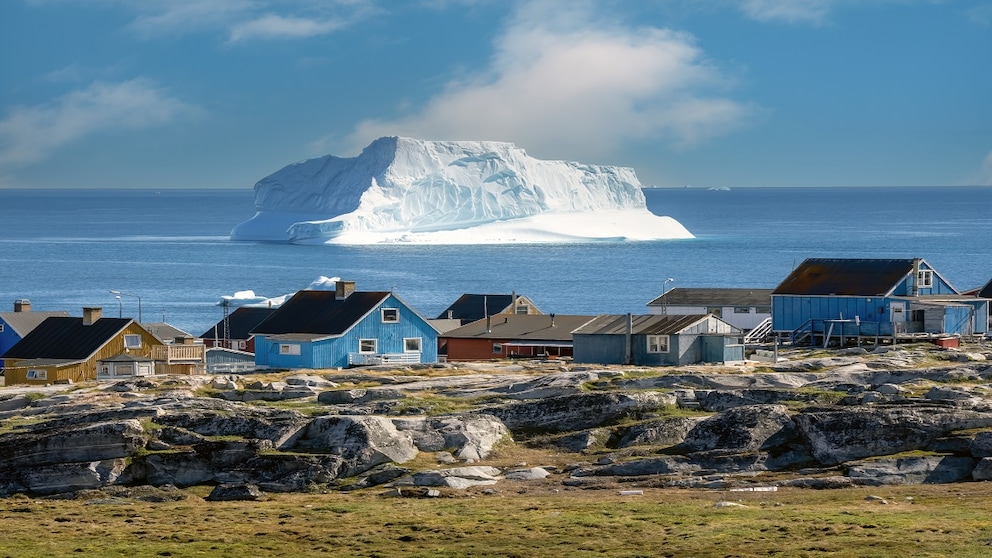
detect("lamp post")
[662,278,675,315]
[110,290,142,323]
[115,295,122,318]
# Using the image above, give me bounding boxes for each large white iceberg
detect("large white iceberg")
[230,136,693,244]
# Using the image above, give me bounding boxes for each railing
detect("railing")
[348,352,421,366]
[207,361,257,374]
[743,317,774,344]
[151,344,205,363]
[789,319,814,346]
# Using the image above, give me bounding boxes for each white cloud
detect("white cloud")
[227,13,346,42]
[737,0,834,23]
[0,79,195,166]
[346,0,755,161]
[967,4,992,27]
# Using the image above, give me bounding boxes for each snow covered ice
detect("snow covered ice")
[230,137,693,244]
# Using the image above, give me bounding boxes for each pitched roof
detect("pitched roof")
[142,322,192,343]
[979,277,992,299]
[199,306,278,339]
[435,294,540,321]
[646,288,773,307]
[573,314,714,336]
[251,290,390,336]
[772,258,921,296]
[441,314,596,341]
[3,316,132,360]
[0,311,71,337]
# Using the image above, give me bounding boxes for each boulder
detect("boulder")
[292,416,419,476]
[610,416,704,449]
[399,466,502,489]
[681,405,798,453]
[846,456,976,485]
[972,457,992,481]
[482,391,675,433]
[794,406,992,466]
[207,483,267,501]
[20,459,128,495]
[393,414,509,461]
[0,419,145,467]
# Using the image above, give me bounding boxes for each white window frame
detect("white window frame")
[123,334,142,349]
[359,338,378,354]
[237,340,247,350]
[515,305,529,314]
[492,342,503,354]
[917,270,934,288]
[381,308,400,323]
[646,334,670,354]
[27,369,47,380]
[279,343,301,355]
[403,337,422,353]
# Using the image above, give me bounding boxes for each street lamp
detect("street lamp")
[662,278,675,315]
[110,290,142,323]
[115,295,122,318]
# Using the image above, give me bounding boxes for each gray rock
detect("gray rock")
[318,389,368,404]
[20,459,128,495]
[970,431,992,457]
[611,416,704,448]
[846,456,976,485]
[0,419,145,467]
[971,457,992,480]
[482,391,673,433]
[875,384,904,395]
[207,483,267,501]
[399,466,502,489]
[504,467,551,480]
[285,374,339,389]
[0,394,33,412]
[682,405,797,453]
[292,415,419,476]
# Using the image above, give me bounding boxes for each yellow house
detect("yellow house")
[2,307,163,385]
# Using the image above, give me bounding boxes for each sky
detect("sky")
[1,0,990,190]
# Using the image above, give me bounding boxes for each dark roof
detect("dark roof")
[574,314,714,336]
[0,311,71,337]
[772,258,919,296]
[200,307,278,339]
[980,278,992,299]
[647,288,773,307]
[251,290,389,336]
[441,314,596,341]
[3,316,132,360]
[435,294,514,321]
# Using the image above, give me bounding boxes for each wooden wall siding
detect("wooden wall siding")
[438,338,502,362]
[255,295,438,369]
[893,263,957,296]
[772,295,892,332]
[4,322,162,385]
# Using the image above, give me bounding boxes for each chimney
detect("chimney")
[82,307,102,326]
[14,299,31,312]
[911,258,921,297]
[550,313,556,327]
[335,281,356,300]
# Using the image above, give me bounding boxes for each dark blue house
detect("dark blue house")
[252,281,438,369]
[772,258,989,343]
[0,300,70,367]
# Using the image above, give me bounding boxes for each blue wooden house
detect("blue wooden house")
[772,258,989,343]
[572,313,743,366]
[0,300,70,367]
[251,281,438,369]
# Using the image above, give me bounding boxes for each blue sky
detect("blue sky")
[1,0,990,189]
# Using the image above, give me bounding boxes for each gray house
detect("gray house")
[572,314,743,366]
[646,288,772,331]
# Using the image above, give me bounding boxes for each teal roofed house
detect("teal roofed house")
[251,281,439,369]
[772,258,989,345]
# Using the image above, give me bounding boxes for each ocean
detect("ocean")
[0,186,989,336]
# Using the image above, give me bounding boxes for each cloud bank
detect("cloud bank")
[347,1,755,162]
[0,79,194,166]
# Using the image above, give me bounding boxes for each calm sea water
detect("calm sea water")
[0,186,989,336]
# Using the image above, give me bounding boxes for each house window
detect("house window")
[646,335,670,353]
[733,307,751,314]
[115,364,134,376]
[515,305,529,314]
[123,334,142,349]
[706,307,723,318]
[0,323,4,332]
[237,340,247,350]
[26,369,47,380]
[101,365,110,376]
[382,308,399,323]
[359,339,378,353]
[279,344,301,355]
[917,270,933,288]
[404,337,422,352]
[755,306,771,314]
[492,343,503,354]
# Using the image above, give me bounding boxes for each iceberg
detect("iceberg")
[230,137,693,244]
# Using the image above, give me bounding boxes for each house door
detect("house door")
[889,302,906,323]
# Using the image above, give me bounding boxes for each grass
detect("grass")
[3,483,992,557]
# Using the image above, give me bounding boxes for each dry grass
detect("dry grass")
[2,482,992,557]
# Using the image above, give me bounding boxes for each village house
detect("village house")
[645,288,773,332]
[251,281,438,369]
[199,306,277,353]
[572,313,743,366]
[0,299,70,368]
[1,307,165,385]
[772,257,989,345]
[440,313,595,361]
